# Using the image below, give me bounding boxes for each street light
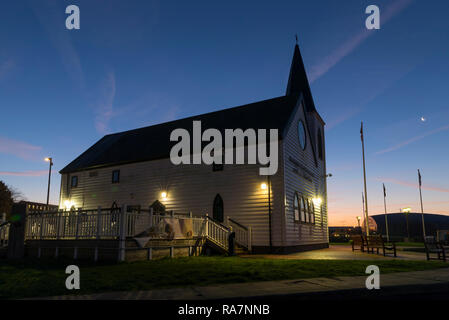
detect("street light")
[44,157,53,207]
[402,207,411,241]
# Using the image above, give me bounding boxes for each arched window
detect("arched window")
[213,194,224,222]
[310,200,315,224]
[293,193,300,221]
[300,197,306,222]
[317,129,323,160]
[298,120,306,150]
[305,199,310,223]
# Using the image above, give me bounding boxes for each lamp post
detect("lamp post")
[402,207,411,242]
[44,157,53,207]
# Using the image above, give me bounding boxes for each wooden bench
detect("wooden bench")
[350,235,365,252]
[366,235,397,257]
[424,237,446,262]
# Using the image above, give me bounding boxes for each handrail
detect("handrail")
[205,217,229,251]
[228,217,247,231]
[205,216,231,231]
[227,217,252,252]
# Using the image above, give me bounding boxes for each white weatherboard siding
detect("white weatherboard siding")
[60,149,285,247]
[282,100,328,247]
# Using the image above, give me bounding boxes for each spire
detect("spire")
[286,40,316,112]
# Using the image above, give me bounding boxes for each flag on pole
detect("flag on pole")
[418,169,422,187]
[383,183,386,198]
[360,122,364,141]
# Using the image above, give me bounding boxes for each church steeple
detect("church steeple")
[286,42,316,112]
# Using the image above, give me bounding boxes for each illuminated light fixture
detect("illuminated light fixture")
[44,157,50,162]
[63,200,75,210]
[312,197,322,206]
[161,191,168,199]
[402,207,411,213]
[260,183,267,190]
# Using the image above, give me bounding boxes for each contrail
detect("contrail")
[376,124,449,155]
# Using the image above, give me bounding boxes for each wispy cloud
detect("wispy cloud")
[0,59,15,81]
[94,71,116,134]
[31,0,84,89]
[377,177,449,193]
[375,123,449,155]
[0,170,48,177]
[0,137,42,161]
[309,0,413,83]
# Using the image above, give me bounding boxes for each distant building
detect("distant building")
[371,213,449,241]
[328,226,361,242]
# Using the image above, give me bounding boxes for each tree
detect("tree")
[0,181,13,219]
[9,186,25,203]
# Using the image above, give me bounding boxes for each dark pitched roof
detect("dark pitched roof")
[286,44,316,113]
[60,95,299,173]
[61,44,322,174]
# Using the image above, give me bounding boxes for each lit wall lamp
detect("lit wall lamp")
[312,197,322,206]
[161,191,168,200]
[63,200,75,210]
[260,183,267,190]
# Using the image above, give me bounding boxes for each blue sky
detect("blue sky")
[0,0,448,225]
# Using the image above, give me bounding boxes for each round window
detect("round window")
[298,120,306,150]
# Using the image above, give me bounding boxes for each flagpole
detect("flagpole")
[361,122,370,236]
[361,192,365,234]
[418,169,426,240]
[383,183,390,242]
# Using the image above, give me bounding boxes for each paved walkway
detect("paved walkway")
[240,245,426,261]
[42,246,446,300]
[43,268,449,300]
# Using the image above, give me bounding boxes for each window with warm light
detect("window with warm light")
[305,199,310,223]
[300,196,306,222]
[309,200,315,224]
[293,193,300,221]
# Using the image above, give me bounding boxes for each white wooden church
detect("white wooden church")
[58,44,329,253]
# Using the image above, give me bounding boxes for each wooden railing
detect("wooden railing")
[26,207,122,240]
[24,206,250,255]
[0,223,9,247]
[227,217,252,252]
[205,215,230,251]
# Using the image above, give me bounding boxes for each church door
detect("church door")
[213,194,224,223]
